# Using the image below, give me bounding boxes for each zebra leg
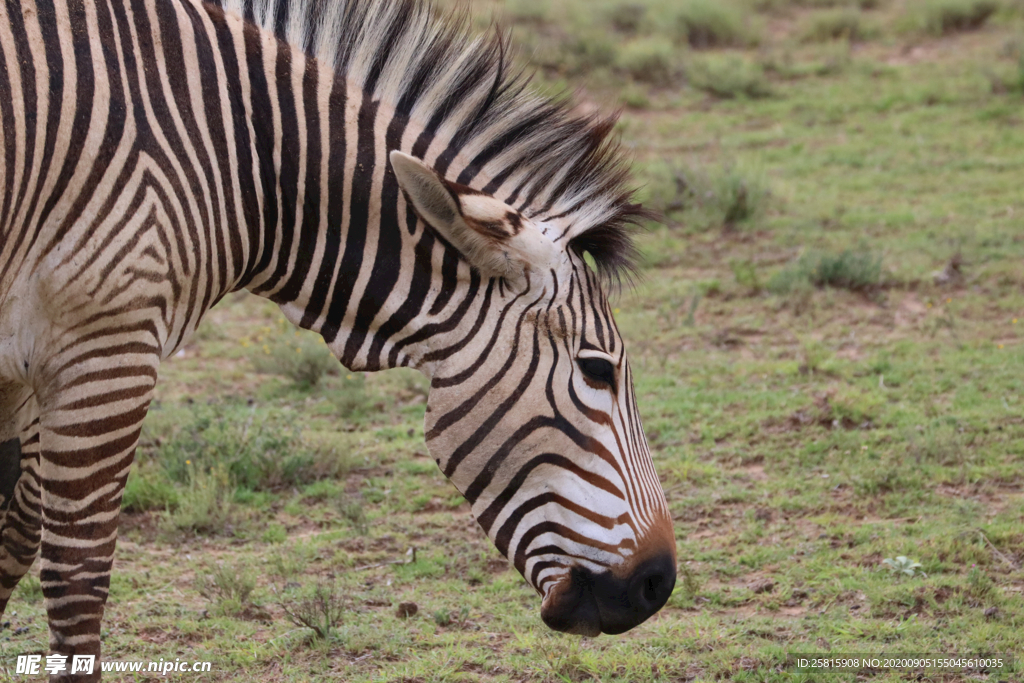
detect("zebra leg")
[0,387,41,614]
[35,352,158,682]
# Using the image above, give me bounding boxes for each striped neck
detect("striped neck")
[215,6,475,374]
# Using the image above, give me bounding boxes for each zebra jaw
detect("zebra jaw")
[390,151,560,285]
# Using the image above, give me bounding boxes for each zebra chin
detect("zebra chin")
[539,554,677,636]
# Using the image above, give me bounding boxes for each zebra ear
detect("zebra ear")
[390,151,462,235]
[390,151,556,280]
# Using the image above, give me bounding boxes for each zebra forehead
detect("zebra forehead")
[525,307,570,340]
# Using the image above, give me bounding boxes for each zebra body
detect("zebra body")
[0,0,676,677]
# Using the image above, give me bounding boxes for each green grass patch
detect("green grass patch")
[769,248,883,293]
[674,0,759,48]
[904,0,1001,35]
[643,159,770,232]
[800,7,877,42]
[687,55,774,99]
[251,326,337,387]
[144,401,343,492]
[616,37,680,84]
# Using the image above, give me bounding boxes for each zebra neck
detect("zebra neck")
[228,24,488,374]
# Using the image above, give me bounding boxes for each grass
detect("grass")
[195,561,260,618]
[768,248,884,294]
[643,160,770,231]
[800,7,876,42]
[908,0,1002,36]
[281,578,347,642]
[3,1,1024,682]
[674,0,758,49]
[687,55,775,99]
[616,37,680,84]
[251,324,338,387]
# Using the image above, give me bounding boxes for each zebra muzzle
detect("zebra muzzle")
[540,554,676,636]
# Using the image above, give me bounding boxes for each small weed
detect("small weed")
[698,279,722,297]
[606,2,647,33]
[987,52,1024,94]
[828,386,884,426]
[688,55,774,99]
[767,265,812,296]
[195,560,258,616]
[331,372,373,419]
[769,248,882,293]
[261,523,287,544]
[645,160,769,231]
[536,638,594,682]
[616,38,680,85]
[906,0,1000,35]
[967,564,996,599]
[907,421,968,466]
[163,462,241,536]
[269,549,310,580]
[252,330,337,387]
[11,573,42,603]
[808,249,882,290]
[282,578,346,641]
[670,563,703,607]
[801,8,874,42]
[731,260,762,295]
[798,339,832,375]
[121,463,179,512]
[683,289,702,326]
[338,499,369,533]
[559,30,619,74]
[883,556,927,578]
[757,0,883,9]
[675,0,756,49]
[761,44,851,79]
[711,164,770,228]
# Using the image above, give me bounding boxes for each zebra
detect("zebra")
[0,0,677,676]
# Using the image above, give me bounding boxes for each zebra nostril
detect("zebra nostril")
[631,560,674,612]
[641,572,664,604]
[588,554,676,635]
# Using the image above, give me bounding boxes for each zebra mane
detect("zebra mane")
[214,0,646,284]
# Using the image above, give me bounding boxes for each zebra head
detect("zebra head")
[391,152,676,636]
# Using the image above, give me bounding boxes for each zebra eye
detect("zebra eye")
[577,357,616,390]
